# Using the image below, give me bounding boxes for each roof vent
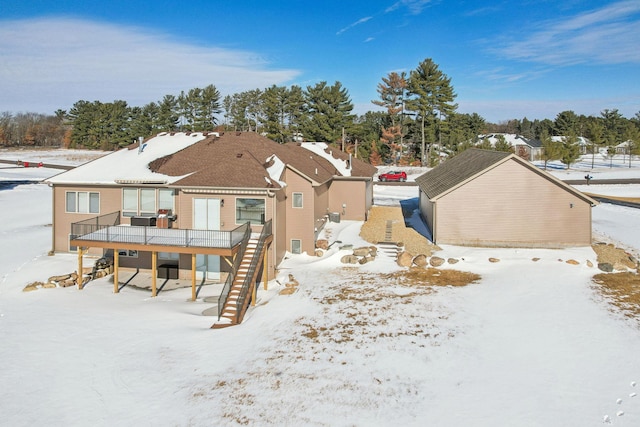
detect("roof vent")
[236,153,243,158]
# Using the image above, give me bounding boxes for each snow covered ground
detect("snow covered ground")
[1,150,639,426]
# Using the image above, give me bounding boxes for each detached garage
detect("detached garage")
[415,148,598,248]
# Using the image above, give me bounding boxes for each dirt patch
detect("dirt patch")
[592,242,638,270]
[592,272,640,322]
[591,242,640,325]
[383,267,481,287]
[361,206,439,256]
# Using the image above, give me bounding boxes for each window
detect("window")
[66,191,100,214]
[122,188,174,217]
[159,252,179,260]
[236,198,265,225]
[140,189,156,214]
[117,249,138,258]
[292,192,303,208]
[291,239,302,254]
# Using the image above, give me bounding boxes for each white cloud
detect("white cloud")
[336,16,373,35]
[385,0,435,15]
[0,17,301,113]
[493,0,640,65]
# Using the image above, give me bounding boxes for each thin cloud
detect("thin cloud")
[0,17,301,113]
[364,37,375,43]
[385,0,436,15]
[493,0,640,65]
[336,16,373,35]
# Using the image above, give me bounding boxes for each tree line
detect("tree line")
[1,57,639,166]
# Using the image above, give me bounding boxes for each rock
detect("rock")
[447,258,459,264]
[358,256,370,265]
[316,239,329,250]
[412,254,428,267]
[23,285,38,292]
[429,256,445,267]
[368,246,378,257]
[566,259,580,265]
[42,282,57,289]
[586,260,594,268]
[532,257,540,262]
[396,251,414,267]
[279,287,297,295]
[488,258,500,263]
[598,262,614,272]
[315,249,324,257]
[353,247,371,257]
[341,255,359,264]
[48,274,71,282]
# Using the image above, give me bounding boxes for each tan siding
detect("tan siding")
[435,159,592,247]
[284,170,316,254]
[419,192,434,235]
[53,185,121,254]
[328,180,368,221]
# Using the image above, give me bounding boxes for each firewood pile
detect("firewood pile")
[23,257,114,292]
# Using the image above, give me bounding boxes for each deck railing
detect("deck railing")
[233,219,272,323]
[70,211,121,239]
[71,214,249,250]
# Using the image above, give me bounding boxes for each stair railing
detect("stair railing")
[233,219,272,323]
[217,222,251,319]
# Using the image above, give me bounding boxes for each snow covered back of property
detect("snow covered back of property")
[301,142,351,177]
[46,132,206,185]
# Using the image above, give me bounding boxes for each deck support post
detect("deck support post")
[113,250,119,294]
[77,247,84,289]
[151,251,157,297]
[191,253,197,301]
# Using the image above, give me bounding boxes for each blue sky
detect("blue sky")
[1,0,639,122]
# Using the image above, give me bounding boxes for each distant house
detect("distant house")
[415,148,598,248]
[46,132,376,324]
[614,140,633,155]
[551,136,592,155]
[478,134,543,161]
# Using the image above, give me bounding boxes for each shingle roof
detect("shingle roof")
[415,149,511,199]
[151,132,376,188]
[415,148,598,206]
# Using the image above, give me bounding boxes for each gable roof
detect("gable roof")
[47,131,376,189]
[415,148,598,205]
[416,149,511,199]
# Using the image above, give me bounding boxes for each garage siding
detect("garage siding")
[434,160,592,247]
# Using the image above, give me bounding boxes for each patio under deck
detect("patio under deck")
[70,213,251,300]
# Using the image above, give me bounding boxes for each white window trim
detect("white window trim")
[291,239,302,254]
[65,191,100,214]
[122,188,175,217]
[292,192,303,208]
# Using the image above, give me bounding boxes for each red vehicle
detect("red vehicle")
[378,170,407,182]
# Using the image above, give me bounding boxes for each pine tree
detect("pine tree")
[301,81,354,144]
[406,58,457,166]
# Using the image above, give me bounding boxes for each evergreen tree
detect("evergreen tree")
[406,58,457,165]
[540,130,562,169]
[560,132,581,169]
[301,81,355,144]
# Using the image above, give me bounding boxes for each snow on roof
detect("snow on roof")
[551,136,591,145]
[479,133,533,146]
[46,132,207,185]
[265,154,286,187]
[300,142,351,177]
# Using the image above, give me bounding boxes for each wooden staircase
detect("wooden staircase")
[214,238,258,327]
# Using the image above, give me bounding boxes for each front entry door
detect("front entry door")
[193,198,221,280]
